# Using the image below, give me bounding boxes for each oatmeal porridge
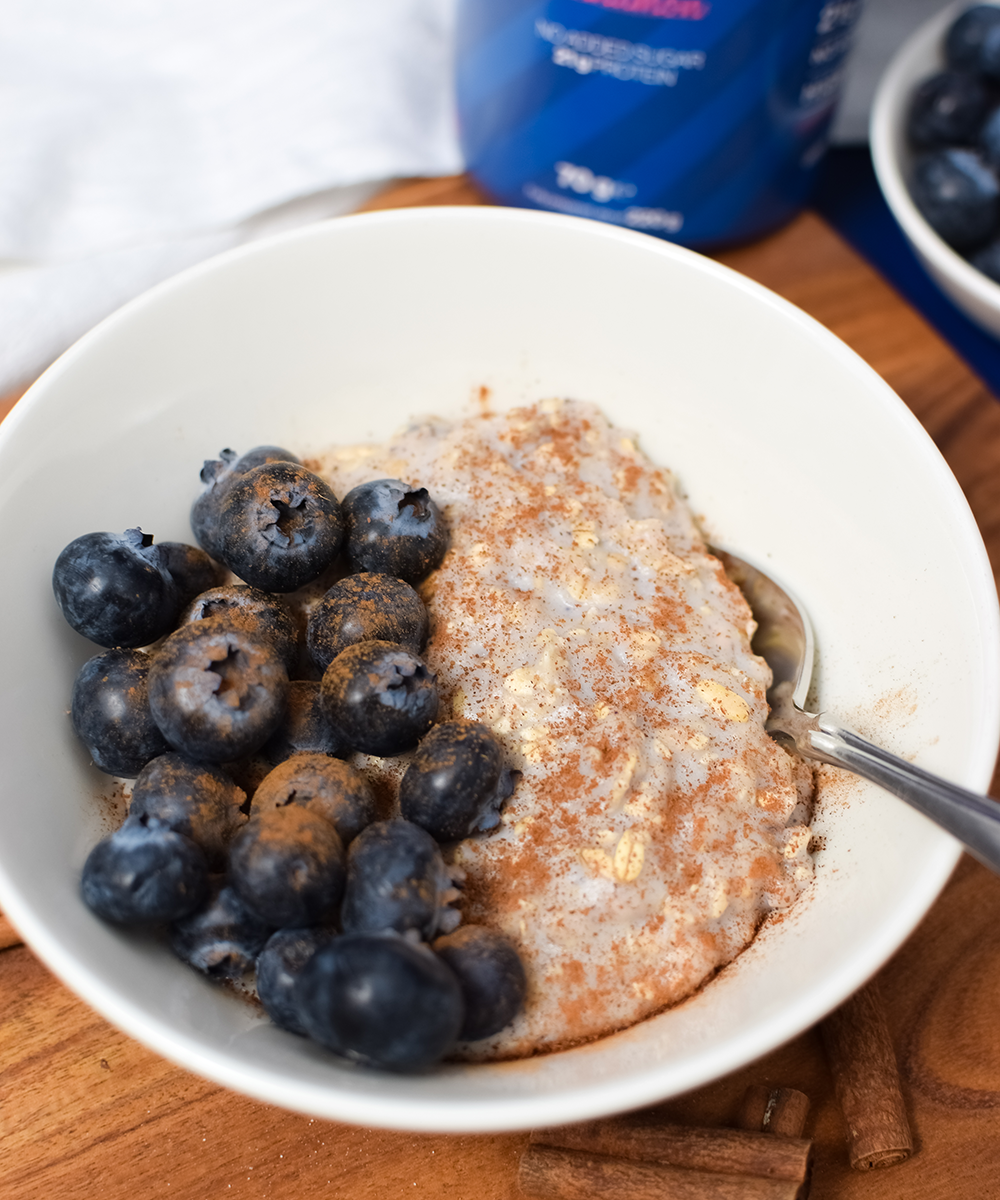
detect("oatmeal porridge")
[315,398,814,1059]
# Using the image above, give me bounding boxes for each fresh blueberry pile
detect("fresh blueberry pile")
[906,5,1000,280]
[54,445,526,1071]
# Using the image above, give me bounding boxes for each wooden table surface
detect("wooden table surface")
[4,176,1000,1200]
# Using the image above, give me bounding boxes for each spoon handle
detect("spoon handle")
[804,722,1000,875]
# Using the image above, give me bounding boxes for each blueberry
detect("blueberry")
[218,753,274,804]
[307,573,429,673]
[340,819,459,939]
[398,719,514,842]
[910,147,1000,249]
[191,445,301,560]
[148,622,289,762]
[169,879,272,978]
[180,584,298,672]
[945,5,1000,72]
[128,752,247,869]
[320,640,438,757]
[981,23,1000,81]
[81,814,209,925]
[432,925,527,1041]
[971,235,1000,280]
[260,680,352,763]
[191,449,238,559]
[217,462,344,593]
[907,71,990,149]
[228,805,346,927]
[231,446,302,474]
[341,479,449,583]
[256,926,336,1035]
[980,104,1000,168]
[253,754,376,845]
[151,542,226,606]
[71,649,169,777]
[53,528,180,648]
[294,934,464,1070]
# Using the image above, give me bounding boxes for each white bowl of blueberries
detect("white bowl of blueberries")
[871,1,1000,338]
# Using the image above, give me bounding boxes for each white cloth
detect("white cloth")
[0,0,462,392]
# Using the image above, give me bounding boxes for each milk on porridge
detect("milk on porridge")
[315,398,813,1059]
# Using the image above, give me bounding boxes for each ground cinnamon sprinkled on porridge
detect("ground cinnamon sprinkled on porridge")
[315,398,814,1060]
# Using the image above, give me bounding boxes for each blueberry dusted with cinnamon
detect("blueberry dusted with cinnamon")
[228,804,346,928]
[340,819,460,940]
[217,462,344,592]
[191,445,301,560]
[169,880,272,978]
[180,584,298,672]
[294,934,464,1070]
[341,478,448,583]
[399,719,514,842]
[320,640,438,757]
[81,814,209,925]
[253,754,376,846]
[307,572,429,673]
[191,449,237,559]
[71,649,169,777]
[151,541,226,606]
[53,528,181,648]
[261,679,351,763]
[231,446,302,474]
[148,622,289,762]
[128,752,247,868]
[432,925,526,1041]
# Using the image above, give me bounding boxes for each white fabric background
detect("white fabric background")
[0,0,462,392]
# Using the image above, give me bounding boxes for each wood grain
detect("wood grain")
[4,175,1000,1199]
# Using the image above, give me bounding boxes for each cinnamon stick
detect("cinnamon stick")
[530,1116,811,1182]
[737,1085,811,1139]
[820,980,913,1170]
[519,1144,804,1200]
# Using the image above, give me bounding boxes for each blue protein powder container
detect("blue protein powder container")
[456,0,863,248]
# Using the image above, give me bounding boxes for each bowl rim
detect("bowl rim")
[1,203,997,1132]
[870,0,1000,311]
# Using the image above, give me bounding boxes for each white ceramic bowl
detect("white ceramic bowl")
[871,0,1000,339]
[0,206,997,1133]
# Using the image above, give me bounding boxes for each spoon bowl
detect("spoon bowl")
[712,549,814,716]
[718,548,1000,876]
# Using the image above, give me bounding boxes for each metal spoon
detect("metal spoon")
[714,548,1000,875]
